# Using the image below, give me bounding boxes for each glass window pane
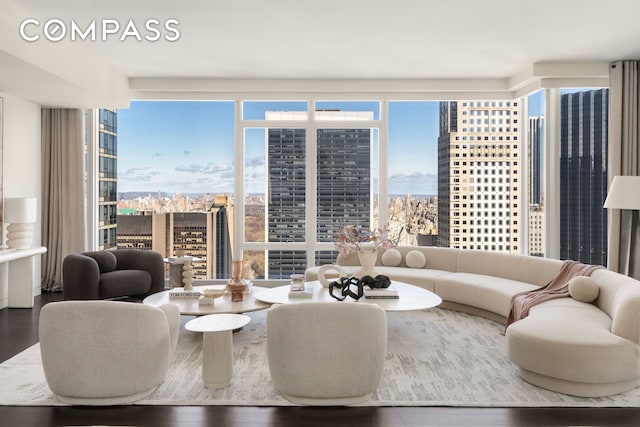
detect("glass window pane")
[266,128,306,244]
[242,101,307,120]
[527,91,545,257]
[436,100,522,253]
[315,250,339,266]
[315,101,380,120]
[559,88,608,265]
[388,102,439,246]
[244,128,266,243]
[116,101,235,279]
[243,250,265,280]
[316,127,374,241]
[267,250,307,279]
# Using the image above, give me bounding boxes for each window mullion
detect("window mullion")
[234,101,244,261]
[307,100,317,268]
[545,88,561,259]
[378,101,389,231]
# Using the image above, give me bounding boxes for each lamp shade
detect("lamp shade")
[604,176,640,210]
[4,197,37,223]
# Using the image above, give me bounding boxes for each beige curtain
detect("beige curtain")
[607,60,640,277]
[41,109,87,291]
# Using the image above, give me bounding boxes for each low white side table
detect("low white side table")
[0,246,47,309]
[185,313,251,389]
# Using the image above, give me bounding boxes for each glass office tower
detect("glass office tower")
[559,88,609,265]
[266,111,373,278]
[98,109,117,250]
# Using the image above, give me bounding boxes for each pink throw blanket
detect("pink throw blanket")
[505,260,602,330]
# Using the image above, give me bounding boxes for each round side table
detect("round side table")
[185,313,251,389]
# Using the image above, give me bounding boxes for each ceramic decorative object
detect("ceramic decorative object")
[227,260,248,302]
[334,224,398,279]
[199,288,225,306]
[317,264,347,288]
[354,247,378,279]
[182,258,194,290]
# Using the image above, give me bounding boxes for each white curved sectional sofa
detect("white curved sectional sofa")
[304,246,640,398]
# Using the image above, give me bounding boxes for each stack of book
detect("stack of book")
[364,286,399,299]
[167,255,193,262]
[288,286,313,299]
[168,288,203,299]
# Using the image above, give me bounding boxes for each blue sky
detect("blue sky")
[117,100,442,195]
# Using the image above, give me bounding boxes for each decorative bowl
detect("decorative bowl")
[203,288,225,298]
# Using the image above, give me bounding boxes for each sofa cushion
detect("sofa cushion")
[99,270,152,299]
[374,267,450,292]
[84,251,118,273]
[381,248,402,267]
[568,276,599,303]
[435,272,539,318]
[405,250,426,268]
[529,298,612,327]
[506,316,639,385]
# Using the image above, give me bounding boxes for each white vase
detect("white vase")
[355,248,378,279]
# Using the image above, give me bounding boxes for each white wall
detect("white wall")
[0,92,42,306]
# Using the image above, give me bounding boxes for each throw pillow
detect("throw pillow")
[568,276,599,303]
[405,250,426,268]
[381,248,402,267]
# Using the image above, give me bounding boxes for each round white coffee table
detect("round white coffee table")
[254,280,442,312]
[185,313,251,389]
[143,285,271,315]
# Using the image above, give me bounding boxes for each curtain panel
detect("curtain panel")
[608,60,640,277]
[41,109,87,291]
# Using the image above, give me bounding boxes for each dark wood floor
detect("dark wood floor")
[1,293,640,427]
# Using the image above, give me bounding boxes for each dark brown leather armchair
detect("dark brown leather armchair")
[62,249,165,300]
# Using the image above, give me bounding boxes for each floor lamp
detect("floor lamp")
[603,176,640,276]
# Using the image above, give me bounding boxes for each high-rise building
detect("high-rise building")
[437,102,456,248]
[559,89,609,265]
[265,111,372,278]
[528,117,544,257]
[528,117,544,206]
[116,213,154,250]
[116,196,233,279]
[437,101,521,253]
[98,109,117,250]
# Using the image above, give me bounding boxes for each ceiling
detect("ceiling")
[1,0,639,107]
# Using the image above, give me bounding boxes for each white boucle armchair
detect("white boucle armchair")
[39,300,180,405]
[266,302,387,405]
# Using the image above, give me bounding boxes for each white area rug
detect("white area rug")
[2,308,640,407]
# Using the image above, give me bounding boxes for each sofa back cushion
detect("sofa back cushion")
[456,250,518,279]
[516,256,563,287]
[456,250,562,287]
[84,251,118,273]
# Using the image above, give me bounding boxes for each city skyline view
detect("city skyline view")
[117,101,442,196]
[113,89,607,276]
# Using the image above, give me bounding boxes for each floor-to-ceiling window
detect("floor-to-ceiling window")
[92,86,609,281]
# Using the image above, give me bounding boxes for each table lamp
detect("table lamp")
[4,197,37,249]
[603,176,640,275]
